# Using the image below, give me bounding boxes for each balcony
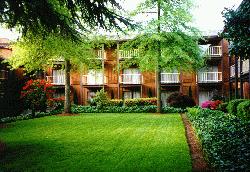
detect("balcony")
[120,74,143,84]
[197,72,222,83]
[230,59,249,77]
[161,73,180,84]
[206,46,222,57]
[118,49,139,59]
[46,76,65,85]
[82,74,107,85]
[0,70,8,80]
[96,50,106,60]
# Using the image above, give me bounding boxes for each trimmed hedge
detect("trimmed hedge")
[237,100,250,120]
[187,107,250,171]
[90,97,157,107]
[71,105,186,114]
[227,99,247,114]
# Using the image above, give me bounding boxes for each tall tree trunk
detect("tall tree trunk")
[64,59,71,113]
[156,0,162,113]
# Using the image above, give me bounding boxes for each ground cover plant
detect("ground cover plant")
[187,107,250,171]
[0,113,191,171]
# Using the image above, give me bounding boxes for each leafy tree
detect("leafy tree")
[121,0,204,113]
[7,33,109,113]
[222,0,250,59]
[1,0,133,113]
[0,0,133,40]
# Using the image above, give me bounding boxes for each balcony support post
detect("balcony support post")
[234,56,239,99]
[229,56,232,100]
[117,43,120,99]
[249,58,250,98]
[102,44,105,90]
[240,56,243,98]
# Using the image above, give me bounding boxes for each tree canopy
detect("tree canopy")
[7,33,106,73]
[222,0,250,59]
[121,0,204,72]
[0,0,133,40]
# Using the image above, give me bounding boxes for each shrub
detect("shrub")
[92,89,110,108]
[237,100,250,120]
[227,99,246,114]
[21,79,55,116]
[124,97,157,106]
[71,105,184,114]
[0,108,63,124]
[162,106,186,113]
[187,108,250,171]
[109,99,123,107]
[217,102,228,113]
[105,98,157,107]
[167,92,196,109]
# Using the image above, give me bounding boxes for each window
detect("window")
[124,91,140,99]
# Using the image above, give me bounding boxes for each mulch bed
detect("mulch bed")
[181,113,212,172]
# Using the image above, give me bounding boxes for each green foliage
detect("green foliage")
[6,33,101,73]
[121,32,204,72]
[124,97,157,106]
[167,92,196,109]
[91,97,157,107]
[120,0,204,72]
[222,0,250,59]
[162,106,186,113]
[227,99,247,114]
[187,108,250,171]
[92,89,110,108]
[0,108,63,124]
[71,105,185,114]
[237,100,250,120]
[109,99,123,107]
[0,0,134,40]
[217,102,228,113]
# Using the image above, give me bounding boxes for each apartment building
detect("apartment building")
[46,35,232,106]
[229,55,250,99]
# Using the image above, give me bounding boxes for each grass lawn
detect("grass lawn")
[0,113,191,171]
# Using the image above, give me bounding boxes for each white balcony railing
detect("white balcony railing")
[120,74,143,84]
[0,70,8,79]
[197,72,222,83]
[82,74,107,85]
[46,76,65,85]
[230,59,249,77]
[118,49,139,59]
[97,50,106,60]
[161,73,180,83]
[206,46,222,56]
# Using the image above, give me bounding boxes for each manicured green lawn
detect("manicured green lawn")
[0,113,191,171]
